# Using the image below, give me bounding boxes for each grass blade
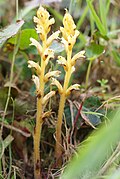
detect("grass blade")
[61,109,120,179]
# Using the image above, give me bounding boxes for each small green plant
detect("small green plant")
[28,6,60,179]
[97,79,109,93]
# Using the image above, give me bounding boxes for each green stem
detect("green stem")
[85,60,92,90]
[0,32,20,139]
[0,0,20,139]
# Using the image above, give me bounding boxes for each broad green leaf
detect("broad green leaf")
[61,109,120,179]
[0,20,24,45]
[85,42,105,60]
[8,29,38,50]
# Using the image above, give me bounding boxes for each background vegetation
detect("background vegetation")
[0,0,120,178]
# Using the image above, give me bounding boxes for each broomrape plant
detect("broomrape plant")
[28,6,85,178]
[51,10,85,164]
[28,6,60,179]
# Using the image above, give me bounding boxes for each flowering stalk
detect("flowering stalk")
[52,10,85,165]
[28,6,60,179]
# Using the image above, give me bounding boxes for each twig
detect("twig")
[0,122,31,137]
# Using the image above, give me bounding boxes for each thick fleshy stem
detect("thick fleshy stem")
[55,50,72,165]
[33,39,46,179]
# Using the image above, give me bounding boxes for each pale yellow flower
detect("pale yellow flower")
[28,60,41,75]
[66,84,80,96]
[71,50,85,66]
[32,75,40,93]
[44,71,61,82]
[42,48,54,65]
[46,30,60,47]
[51,78,63,94]
[30,38,43,55]
[42,91,55,105]
[57,56,68,71]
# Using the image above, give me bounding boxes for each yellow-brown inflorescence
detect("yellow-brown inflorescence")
[28,6,60,179]
[52,10,85,164]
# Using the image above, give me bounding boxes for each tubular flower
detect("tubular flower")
[57,56,68,71]
[30,37,43,55]
[71,50,85,66]
[42,91,56,105]
[28,61,41,75]
[51,78,63,94]
[66,84,80,96]
[32,75,40,94]
[47,30,60,47]
[44,71,61,82]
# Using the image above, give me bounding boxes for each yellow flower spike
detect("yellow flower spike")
[44,70,61,82]
[46,30,60,47]
[65,84,80,96]
[29,6,60,178]
[42,91,55,106]
[37,6,50,22]
[34,6,55,36]
[28,61,41,75]
[55,10,85,166]
[30,38,43,55]
[63,9,76,37]
[51,78,63,94]
[32,75,40,93]
[71,50,85,66]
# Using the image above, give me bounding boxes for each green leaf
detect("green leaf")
[112,50,120,67]
[8,29,38,50]
[0,20,24,45]
[85,42,105,60]
[82,107,102,126]
[84,96,102,108]
[61,109,120,179]
[86,0,107,35]
[82,96,103,126]
[0,135,14,159]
